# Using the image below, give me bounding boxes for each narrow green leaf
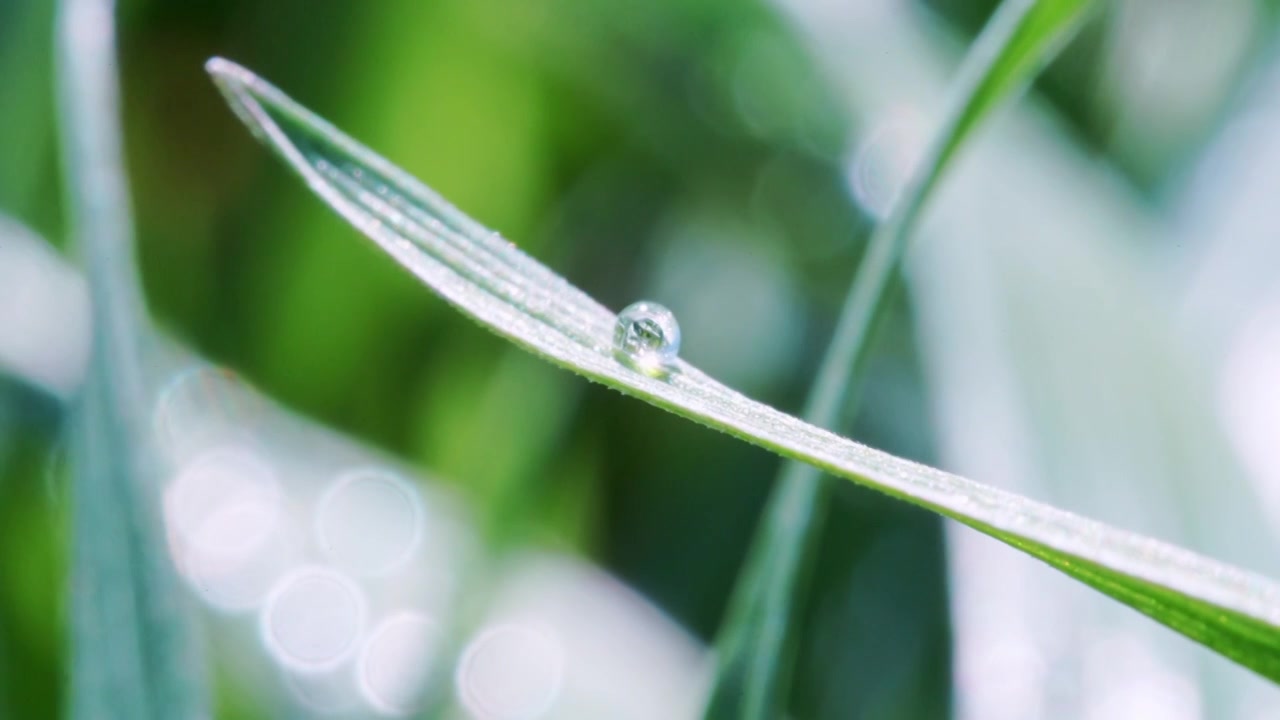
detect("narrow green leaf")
[207,52,1280,693]
[57,0,206,717]
[705,0,1099,716]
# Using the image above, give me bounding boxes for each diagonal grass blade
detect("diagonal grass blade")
[208,55,1280,687]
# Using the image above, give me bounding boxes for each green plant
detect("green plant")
[57,0,206,716]
[43,0,1280,716]
[205,11,1280,717]
[704,1,1097,716]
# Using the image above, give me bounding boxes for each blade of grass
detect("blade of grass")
[207,53,1280,686]
[703,0,1098,716]
[57,0,206,717]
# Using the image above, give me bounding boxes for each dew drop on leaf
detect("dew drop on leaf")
[613,301,681,375]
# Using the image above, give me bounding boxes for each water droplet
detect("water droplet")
[614,301,681,375]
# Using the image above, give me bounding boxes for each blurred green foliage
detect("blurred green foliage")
[15,1,966,717]
[9,0,1267,717]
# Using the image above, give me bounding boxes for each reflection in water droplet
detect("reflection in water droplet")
[261,566,366,672]
[456,623,565,720]
[358,612,439,716]
[613,301,681,376]
[316,468,423,576]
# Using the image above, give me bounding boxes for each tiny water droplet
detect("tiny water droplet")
[614,301,681,375]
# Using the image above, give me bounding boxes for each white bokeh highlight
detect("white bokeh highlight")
[261,566,367,672]
[457,623,566,720]
[164,446,292,611]
[1218,300,1280,530]
[0,218,712,719]
[848,107,927,220]
[358,612,440,716]
[283,665,361,715]
[1081,632,1202,720]
[316,468,423,576]
[0,217,91,398]
[457,554,710,720]
[165,447,281,556]
[153,365,265,462]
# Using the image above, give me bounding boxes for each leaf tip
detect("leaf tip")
[204,57,278,144]
[204,56,244,83]
[204,56,265,106]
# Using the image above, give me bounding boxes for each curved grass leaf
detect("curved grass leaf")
[58,0,206,717]
[207,56,1280,684]
[705,0,1099,716]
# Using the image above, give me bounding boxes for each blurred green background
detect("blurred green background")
[4,0,1280,717]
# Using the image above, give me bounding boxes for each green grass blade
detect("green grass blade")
[704,0,1098,716]
[207,53,1280,687]
[57,0,206,717]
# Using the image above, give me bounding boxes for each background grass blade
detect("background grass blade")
[208,52,1280,687]
[57,0,206,717]
[703,0,1097,716]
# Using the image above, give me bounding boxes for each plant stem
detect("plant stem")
[57,0,207,716]
[702,1,1097,717]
